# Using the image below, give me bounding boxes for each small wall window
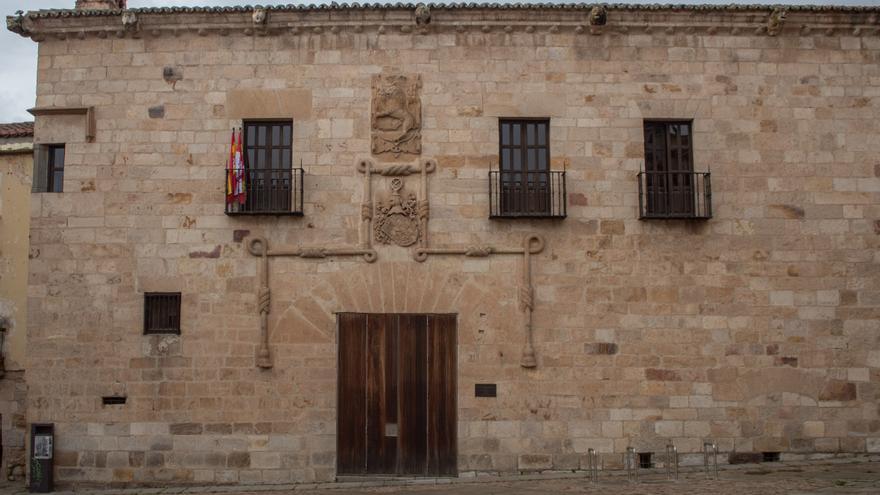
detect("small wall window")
[143,292,181,335]
[32,144,65,193]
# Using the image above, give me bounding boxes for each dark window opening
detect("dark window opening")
[226,120,303,215]
[638,121,711,219]
[762,452,781,463]
[144,292,181,335]
[638,452,654,469]
[32,144,65,193]
[490,119,565,218]
[102,396,127,406]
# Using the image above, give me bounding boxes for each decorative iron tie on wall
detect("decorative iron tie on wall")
[245,157,546,369]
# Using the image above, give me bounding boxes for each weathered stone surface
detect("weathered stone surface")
[169,423,203,435]
[584,343,618,355]
[818,381,858,402]
[517,454,553,471]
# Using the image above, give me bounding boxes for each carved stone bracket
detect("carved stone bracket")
[121,10,138,32]
[245,237,377,369]
[767,8,786,36]
[415,234,546,369]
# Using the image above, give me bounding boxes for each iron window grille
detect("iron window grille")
[638,120,711,220]
[490,119,566,219]
[143,292,181,335]
[225,121,304,216]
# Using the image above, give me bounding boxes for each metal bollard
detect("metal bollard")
[587,448,599,483]
[626,446,639,483]
[703,441,718,480]
[665,444,678,481]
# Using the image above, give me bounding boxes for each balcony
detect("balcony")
[489,170,566,219]
[225,168,304,216]
[637,171,712,220]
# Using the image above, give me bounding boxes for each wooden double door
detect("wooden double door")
[337,313,457,477]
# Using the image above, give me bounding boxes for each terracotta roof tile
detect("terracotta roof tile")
[0,122,34,139]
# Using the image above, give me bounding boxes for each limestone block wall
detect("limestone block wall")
[0,149,31,370]
[0,147,32,482]
[18,5,880,486]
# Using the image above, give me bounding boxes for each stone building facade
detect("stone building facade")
[7,1,880,487]
[0,122,33,482]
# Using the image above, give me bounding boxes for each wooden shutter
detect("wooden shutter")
[32,145,48,193]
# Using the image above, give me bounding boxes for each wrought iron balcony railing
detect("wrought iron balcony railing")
[489,170,567,219]
[225,168,304,216]
[637,171,712,220]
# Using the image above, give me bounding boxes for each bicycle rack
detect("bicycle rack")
[625,446,639,483]
[586,448,599,483]
[665,443,679,481]
[703,441,719,480]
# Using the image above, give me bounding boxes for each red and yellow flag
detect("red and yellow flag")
[233,128,246,204]
[226,128,247,205]
[226,129,235,204]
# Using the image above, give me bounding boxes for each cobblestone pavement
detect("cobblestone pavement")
[3,458,878,495]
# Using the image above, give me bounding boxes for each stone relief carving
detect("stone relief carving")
[374,178,420,247]
[371,74,422,159]
[767,8,786,36]
[589,6,607,26]
[6,11,28,36]
[357,158,435,252]
[415,4,431,26]
[121,11,138,31]
[253,8,268,26]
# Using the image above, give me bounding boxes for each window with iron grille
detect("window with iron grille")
[32,144,65,193]
[226,120,303,215]
[143,292,181,335]
[490,119,566,218]
[639,120,712,219]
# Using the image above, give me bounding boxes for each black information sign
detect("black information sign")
[475,383,497,397]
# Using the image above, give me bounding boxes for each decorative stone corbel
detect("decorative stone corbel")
[589,5,607,35]
[121,10,138,32]
[415,4,431,26]
[6,11,29,37]
[767,8,786,36]
[253,7,268,26]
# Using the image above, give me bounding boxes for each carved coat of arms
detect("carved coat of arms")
[371,74,422,159]
[374,178,420,247]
